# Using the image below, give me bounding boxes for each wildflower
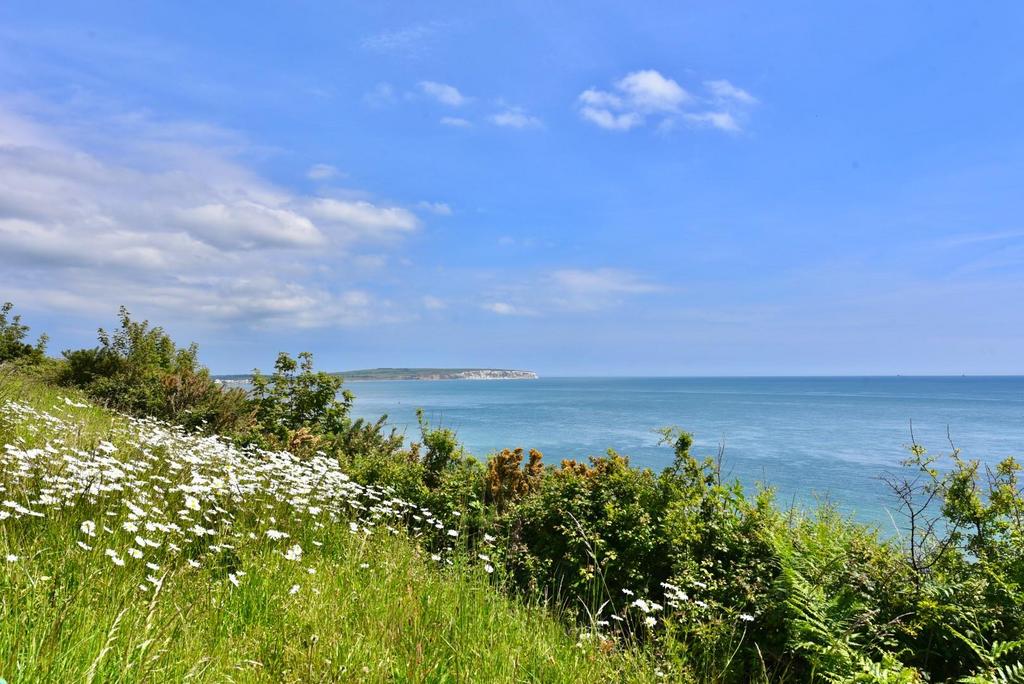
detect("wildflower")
[483,533,496,544]
[306,567,316,575]
[122,521,139,533]
[80,520,96,537]
[631,599,651,613]
[739,613,754,622]
[622,588,634,596]
[77,541,92,551]
[104,550,125,566]
[184,495,201,511]
[431,553,442,562]
[447,529,458,538]
[146,562,160,572]
[478,553,490,562]
[265,529,289,540]
[359,562,369,569]
[228,573,240,587]
[645,616,657,628]
[5,554,17,562]
[284,544,303,561]
[484,564,494,574]
[289,584,300,595]
[188,559,201,568]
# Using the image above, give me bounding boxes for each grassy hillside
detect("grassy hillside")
[0,376,653,683]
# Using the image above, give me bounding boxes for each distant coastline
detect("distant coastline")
[214,367,538,383]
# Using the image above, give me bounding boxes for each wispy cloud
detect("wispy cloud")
[417,201,453,215]
[363,82,398,107]
[477,268,662,316]
[483,301,534,316]
[578,70,756,133]
[440,116,472,128]
[418,80,469,107]
[360,22,447,57]
[306,163,341,180]
[490,107,543,129]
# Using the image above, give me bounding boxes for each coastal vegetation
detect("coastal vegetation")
[2,302,1023,682]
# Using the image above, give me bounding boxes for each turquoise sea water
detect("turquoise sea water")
[349,376,1024,528]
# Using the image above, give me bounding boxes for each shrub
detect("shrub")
[59,306,254,434]
[248,351,352,450]
[0,302,48,365]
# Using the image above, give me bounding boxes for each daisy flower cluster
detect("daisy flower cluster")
[0,397,477,592]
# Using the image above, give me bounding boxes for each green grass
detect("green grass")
[0,375,656,683]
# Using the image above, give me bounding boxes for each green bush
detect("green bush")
[0,302,48,365]
[58,306,254,434]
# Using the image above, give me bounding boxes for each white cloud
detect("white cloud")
[307,163,340,180]
[578,70,755,133]
[579,107,642,131]
[616,70,689,112]
[490,107,543,129]
[705,79,758,105]
[419,81,468,107]
[176,201,324,249]
[360,22,446,57]
[305,198,419,242]
[477,268,661,316]
[683,111,741,133]
[417,201,453,215]
[440,116,472,127]
[483,302,532,316]
[0,101,417,328]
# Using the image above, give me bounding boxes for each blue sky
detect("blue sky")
[1,2,1022,375]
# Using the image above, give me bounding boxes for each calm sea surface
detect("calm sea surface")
[348,377,1023,528]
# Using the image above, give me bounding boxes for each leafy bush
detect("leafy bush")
[0,302,47,365]
[58,306,254,434]
[247,351,354,451]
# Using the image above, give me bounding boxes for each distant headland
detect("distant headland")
[214,368,538,383]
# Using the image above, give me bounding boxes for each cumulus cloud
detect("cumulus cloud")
[0,102,419,328]
[440,116,472,127]
[419,80,469,107]
[489,107,543,129]
[578,70,756,133]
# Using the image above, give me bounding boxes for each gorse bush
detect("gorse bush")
[3,302,1024,682]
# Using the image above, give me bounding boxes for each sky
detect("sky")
[1,2,1022,375]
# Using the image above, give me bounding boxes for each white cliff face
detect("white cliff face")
[446,370,538,380]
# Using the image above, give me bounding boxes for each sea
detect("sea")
[348,376,1024,529]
